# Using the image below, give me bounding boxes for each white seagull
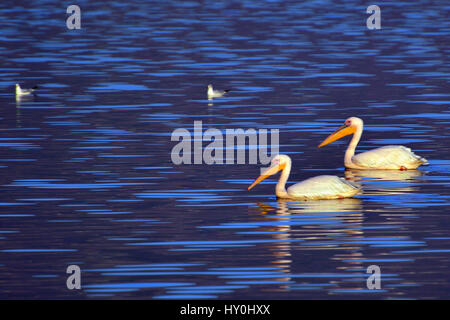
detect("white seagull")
[207,84,230,99]
[16,84,38,97]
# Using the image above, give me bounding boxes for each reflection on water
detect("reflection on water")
[275,198,363,214]
[0,0,450,299]
[345,169,424,195]
[345,169,424,182]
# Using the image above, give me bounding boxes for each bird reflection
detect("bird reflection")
[345,168,424,182]
[15,93,37,127]
[344,168,424,196]
[250,198,366,291]
[15,94,34,104]
[275,197,363,214]
[15,96,33,127]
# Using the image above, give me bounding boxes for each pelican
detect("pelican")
[318,117,428,170]
[248,154,361,200]
[207,84,230,99]
[16,83,38,97]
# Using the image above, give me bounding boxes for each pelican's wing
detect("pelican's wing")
[353,145,428,169]
[287,175,360,200]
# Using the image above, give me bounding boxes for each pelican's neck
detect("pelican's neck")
[345,123,363,167]
[207,86,213,95]
[276,161,291,198]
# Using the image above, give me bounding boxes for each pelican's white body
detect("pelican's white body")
[350,145,428,170]
[285,175,360,200]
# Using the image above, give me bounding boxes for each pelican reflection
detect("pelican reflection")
[250,198,366,291]
[344,168,424,196]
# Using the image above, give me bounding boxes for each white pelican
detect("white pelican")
[16,84,37,97]
[248,154,360,200]
[207,84,230,99]
[318,117,428,170]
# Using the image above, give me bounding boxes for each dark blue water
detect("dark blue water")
[0,0,449,299]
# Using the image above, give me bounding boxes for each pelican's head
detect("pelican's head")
[318,117,363,148]
[248,154,290,191]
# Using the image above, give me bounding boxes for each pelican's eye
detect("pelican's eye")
[345,120,352,126]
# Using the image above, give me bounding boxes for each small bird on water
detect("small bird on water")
[207,84,230,99]
[15,83,38,97]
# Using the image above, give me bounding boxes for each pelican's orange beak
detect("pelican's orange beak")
[318,125,356,148]
[248,162,285,191]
